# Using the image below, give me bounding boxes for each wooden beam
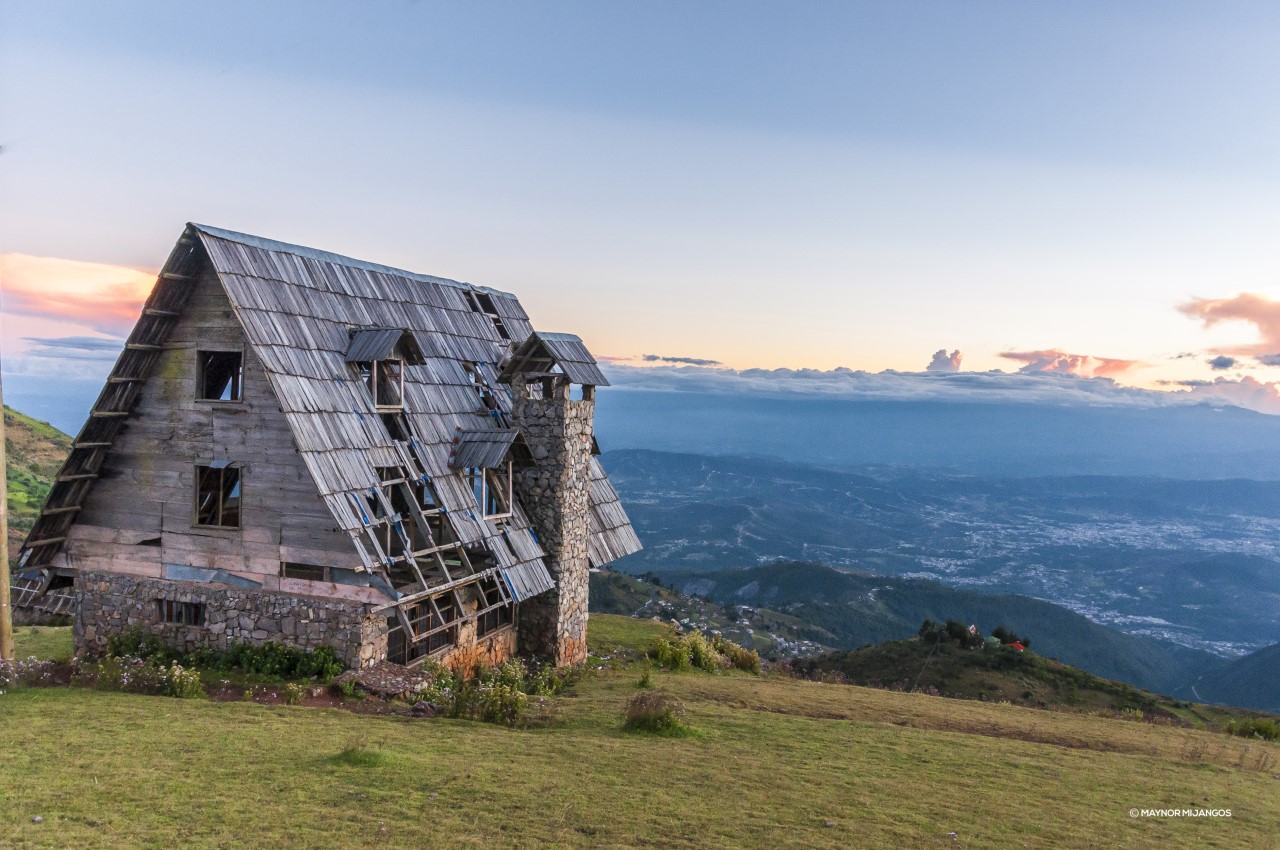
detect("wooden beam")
[72,441,113,448]
[24,537,66,548]
[107,377,145,384]
[143,307,180,317]
[40,506,81,515]
[56,473,97,482]
[160,272,191,280]
[90,411,129,418]
[125,343,164,351]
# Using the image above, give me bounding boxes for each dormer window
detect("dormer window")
[345,328,424,412]
[464,462,513,520]
[358,359,403,410]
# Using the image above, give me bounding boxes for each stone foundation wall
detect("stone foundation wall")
[440,626,519,675]
[511,381,593,667]
[74,571,389,669]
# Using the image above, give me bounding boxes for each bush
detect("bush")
[106,629,172,663]
[712,635,761,674]
[624,690,688,734]
[90,656,205,699]
[650,634,694,671]
[1224,717,1280,742]
[650,630,759,673]
[223,642,342,682]
[411,658,571,727]
[101,631,344,683]
[283,682,306,705]
[0,657,57,694]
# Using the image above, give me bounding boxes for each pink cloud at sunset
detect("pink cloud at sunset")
[1178,293,1280,362]
[1175,375,1280,415]
[998,349,1144,379]
[0,253,155,336]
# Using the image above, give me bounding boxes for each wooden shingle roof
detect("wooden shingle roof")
[19,223,641,593]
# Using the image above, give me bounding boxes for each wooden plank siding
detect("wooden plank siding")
[65,267,362,593]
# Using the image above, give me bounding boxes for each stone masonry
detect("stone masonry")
[75,571,390,669]
[510,379,594,666]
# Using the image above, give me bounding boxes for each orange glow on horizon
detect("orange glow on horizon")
[0,253,156,336]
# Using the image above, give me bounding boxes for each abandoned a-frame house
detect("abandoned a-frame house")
[15,224,641,669]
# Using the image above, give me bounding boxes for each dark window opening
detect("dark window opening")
[476,604,513,637]
[381,412,409,441]
[281,562,327,582]
[358,359,403,410]
[465,463,512,519]
[137,537,162,547]
[387,595,458,663]
[198,351,243,401]
[466,291,512,341]
[195,464,241,528]
[475,577,513,637]
[462,361,498,412]
[157,599,206,626]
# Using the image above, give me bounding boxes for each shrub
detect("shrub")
[649,630,758,673]
[101,631,344,682]
[0,657,57,694]
[1224,717,1280,742]
[624,690,688,734]
[283,682,306,705]
[164,662,206,699]
[329,745,390,768]
[650,634,693,671]
[223,642,342,681]
[412,659,562,727]
[90,656,205,699]
[712,635,761,674]
[637,664,654,689]
[106,628,171,663]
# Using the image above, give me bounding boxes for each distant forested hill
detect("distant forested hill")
[661,561,1224,696]
[602,449,1280,656]
[1193,643,1280,713]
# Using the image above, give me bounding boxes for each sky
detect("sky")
[4,1,1280,426]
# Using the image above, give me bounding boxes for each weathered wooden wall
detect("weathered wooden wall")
[61,264,378,604]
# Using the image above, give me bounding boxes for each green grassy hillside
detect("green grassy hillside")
[791,637,1272,732]
[3,617,1277,849]
[4,406,72,560]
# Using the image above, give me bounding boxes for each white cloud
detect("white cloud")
[602,363,1280,415]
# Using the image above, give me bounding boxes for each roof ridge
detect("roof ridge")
[189,222,518,299]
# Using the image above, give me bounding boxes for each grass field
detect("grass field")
[2,616,1277,849]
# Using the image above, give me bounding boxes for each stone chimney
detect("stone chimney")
[508,373,596,666]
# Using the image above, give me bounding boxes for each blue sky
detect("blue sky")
[4,1,1280,428]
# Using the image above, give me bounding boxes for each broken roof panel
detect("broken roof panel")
[345,328,425,365]
[449,428,519,470]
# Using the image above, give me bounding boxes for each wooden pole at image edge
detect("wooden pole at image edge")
[0,365,13,662]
